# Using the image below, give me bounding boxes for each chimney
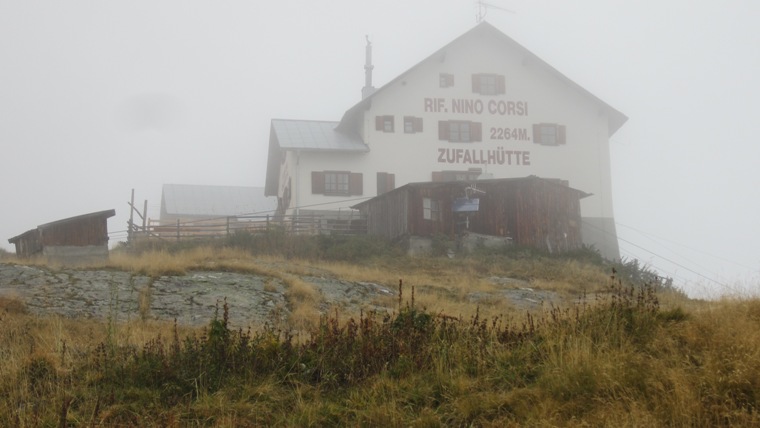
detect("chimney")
[361,35,375,99]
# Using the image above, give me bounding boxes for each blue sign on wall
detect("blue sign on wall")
[452,198,480,212]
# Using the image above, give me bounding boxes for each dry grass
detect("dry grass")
[12,242,751,425]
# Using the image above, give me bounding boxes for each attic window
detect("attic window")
[472,73,505,95]
[532,123,566,146]
[375,115,394,132]
[439,73,454,88]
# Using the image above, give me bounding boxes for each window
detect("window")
[472,73,505,95]
[377,172,396,195]
[439,73,454,88]
[403,116,423,134]
[438,120,482,142]
[532,123,566,145]
[375,115,394,132]
[312,171,363,196]
[325,172,349,195]
[423,197,440,221]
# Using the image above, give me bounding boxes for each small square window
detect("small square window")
[440,73,454,88]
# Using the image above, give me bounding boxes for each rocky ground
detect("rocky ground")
[0,263,561,329]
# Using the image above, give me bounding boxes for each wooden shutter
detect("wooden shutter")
[375,116,383,131]
[532,124,541,144]
[496,75,506,94]
[471,74,481,93]
[414,117,423,132]
[377,172,387,194]
[471,122,482,142]
[438,121,449,141]
[349,173,363,195]
[311,171,325,194]
[558,125,566,144]
[377,172,396,195]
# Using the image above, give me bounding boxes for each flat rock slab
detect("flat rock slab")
[0,264,396,328]
[0,264,562,328]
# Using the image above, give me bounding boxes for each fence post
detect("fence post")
[266,214,270,232]
[226,217,230,236]
[176,219,180,242]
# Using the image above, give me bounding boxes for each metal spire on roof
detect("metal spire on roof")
[361,35,375,100]
[475,0,515,23]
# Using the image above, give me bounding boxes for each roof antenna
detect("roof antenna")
[476,0,515,23]
[361,35,375,100]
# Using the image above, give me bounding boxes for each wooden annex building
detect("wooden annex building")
[353,176,589,254]
[7,209,115,265]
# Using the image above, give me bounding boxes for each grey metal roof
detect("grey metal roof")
[161,184,278,217]
[272,119,368,152]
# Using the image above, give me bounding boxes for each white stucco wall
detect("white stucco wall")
[275,28,621,257]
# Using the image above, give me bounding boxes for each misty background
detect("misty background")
[1,1,758,298]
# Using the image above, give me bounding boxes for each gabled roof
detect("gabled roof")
[265,119,369,196]
[161,184,277,217]
[337,21,627,137]
[271,119,369,152]
[8,209,116,244]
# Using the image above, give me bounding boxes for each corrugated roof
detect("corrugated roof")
[271,119,369,152]
[161,184,278,217]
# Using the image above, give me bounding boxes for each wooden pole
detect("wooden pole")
[128,189,135,244]
[142,200,148,235]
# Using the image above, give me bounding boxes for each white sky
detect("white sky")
[1,1,758,298]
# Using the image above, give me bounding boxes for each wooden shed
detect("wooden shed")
[353,177,590,254]
[8,209,116,264]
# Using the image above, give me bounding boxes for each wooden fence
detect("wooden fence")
[129,213,368,243]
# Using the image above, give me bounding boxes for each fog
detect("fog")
[1,1,758,298]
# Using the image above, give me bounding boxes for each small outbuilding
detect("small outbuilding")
[353,176,590,255]
[8,209,116,264]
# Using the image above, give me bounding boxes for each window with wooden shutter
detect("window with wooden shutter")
[438,120,482,142]
[376,115,394,132]
[404,116,423,134]
[532,123,566,145]
[472,73,505,95]
[313,171,362,196]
